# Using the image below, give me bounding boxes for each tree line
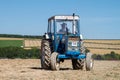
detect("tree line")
[0,34,42,39]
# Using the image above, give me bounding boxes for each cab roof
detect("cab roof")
[48,15,80,21]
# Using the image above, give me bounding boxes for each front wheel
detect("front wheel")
[50,52,60,71]
[85,52,94,71]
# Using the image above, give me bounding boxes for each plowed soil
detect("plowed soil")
[0,59,120,80]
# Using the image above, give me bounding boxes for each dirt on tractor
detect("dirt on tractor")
[0,59,120,80]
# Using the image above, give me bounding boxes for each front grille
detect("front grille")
[68,40,80,51]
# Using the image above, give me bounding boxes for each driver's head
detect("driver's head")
[61,23,66,29]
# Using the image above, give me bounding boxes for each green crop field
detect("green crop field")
[0,40,23,47]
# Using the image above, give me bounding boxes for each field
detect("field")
[0,59,120,80]
[24,39,120,54]
[0,37,120,80]
[24,39,41,48]
[0,37,23,40]
[0,37,120,54]
[0,37,23,47]
[0,40,23,47]
[84,39,120,54]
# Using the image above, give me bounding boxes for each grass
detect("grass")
[0,40,23,47]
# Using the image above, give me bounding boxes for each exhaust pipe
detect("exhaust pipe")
[72,13,76,34]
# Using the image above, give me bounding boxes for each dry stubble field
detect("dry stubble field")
[0,59,120,80]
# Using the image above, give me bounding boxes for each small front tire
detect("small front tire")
[50,52,60,71]
[85,52,94,71]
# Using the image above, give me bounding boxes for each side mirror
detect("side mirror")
[80,34,83,40]
[45,33,49,39]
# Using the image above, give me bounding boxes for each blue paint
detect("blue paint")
[58,53,86,59]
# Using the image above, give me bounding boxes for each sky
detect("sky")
[0,0,120,39]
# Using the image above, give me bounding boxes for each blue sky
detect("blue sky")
[0,0,120,39]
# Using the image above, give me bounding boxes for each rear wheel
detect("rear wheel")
[40,39,44,68]
[85,52,94,71]
[50,52,60,71]
[41,40,51,69]
[72,59,84,70]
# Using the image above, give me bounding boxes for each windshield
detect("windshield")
[56,20,79,34]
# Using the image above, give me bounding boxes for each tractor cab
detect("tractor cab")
[47,14,83,54]
[48,15,80,35]
[47,14,80,35]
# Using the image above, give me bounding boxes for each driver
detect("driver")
[58,23,67,34]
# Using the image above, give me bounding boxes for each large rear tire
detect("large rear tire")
[40,39,44,68]
[50,52,60,71]
[72,59,84,70]
[85,52,94,71]
[41,40,51,69]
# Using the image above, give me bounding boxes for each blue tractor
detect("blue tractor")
[41,14,93,71]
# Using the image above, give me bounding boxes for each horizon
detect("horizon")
[0,33,120,40]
